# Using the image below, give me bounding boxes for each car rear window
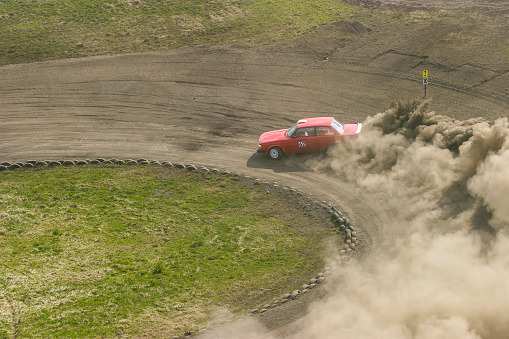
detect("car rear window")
[317,126,336,136]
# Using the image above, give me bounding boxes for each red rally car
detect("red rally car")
[257,117,362,160]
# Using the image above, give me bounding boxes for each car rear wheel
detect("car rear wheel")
[269,147,283,160]
[327,143,337,154]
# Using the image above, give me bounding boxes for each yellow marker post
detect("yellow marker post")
[422,70,429,97]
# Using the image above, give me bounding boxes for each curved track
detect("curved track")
[2,46,507,244]
[2,44,508,336]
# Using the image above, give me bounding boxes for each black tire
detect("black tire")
[269,147,283,160]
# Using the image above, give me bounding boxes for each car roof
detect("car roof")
[296,117,335,128]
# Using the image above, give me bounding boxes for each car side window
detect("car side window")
[317,126,335,136]
[294,127,316,138]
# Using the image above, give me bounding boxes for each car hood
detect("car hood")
[342,123,362,136]
[258,129,289,143]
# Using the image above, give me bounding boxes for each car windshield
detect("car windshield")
[331,118,344,134]
[287,122,298,137]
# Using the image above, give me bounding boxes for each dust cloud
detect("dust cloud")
[296,99,509,339]
[202,100,509,338]
[316,99,509,230]
[198,316,277,339]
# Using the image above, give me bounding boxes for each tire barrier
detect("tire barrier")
[249,270,330,315]
[1,158,358,317]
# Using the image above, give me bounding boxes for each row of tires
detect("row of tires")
[0,158,170,170]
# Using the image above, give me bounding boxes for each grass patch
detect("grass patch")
[0,0,366,65]
[0,165,334,338]
[1,0,508,66]
[1,1,506,67]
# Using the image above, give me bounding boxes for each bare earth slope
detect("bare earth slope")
[1,1,509,338]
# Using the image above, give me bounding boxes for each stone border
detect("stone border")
[0,158,358,321]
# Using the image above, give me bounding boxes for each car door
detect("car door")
[288,127,317,154]
[315,126,339,151]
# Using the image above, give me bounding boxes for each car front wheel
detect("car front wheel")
[269,147,283,160]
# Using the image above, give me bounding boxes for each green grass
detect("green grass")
[2,0,506,67]
[0,165,333,338]
[0,0,365,65]
[1,1,508,67]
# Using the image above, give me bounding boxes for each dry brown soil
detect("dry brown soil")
[1,0,508,337]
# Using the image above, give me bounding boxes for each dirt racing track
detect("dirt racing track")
[2,39,509,337]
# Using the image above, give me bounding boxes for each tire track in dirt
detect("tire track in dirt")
[1,46,508,337]
[2,47,507,243]
[0,47,505,242]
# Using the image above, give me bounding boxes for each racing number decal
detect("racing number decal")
[298,141,306,148]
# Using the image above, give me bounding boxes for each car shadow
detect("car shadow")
[246,152,327,173]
